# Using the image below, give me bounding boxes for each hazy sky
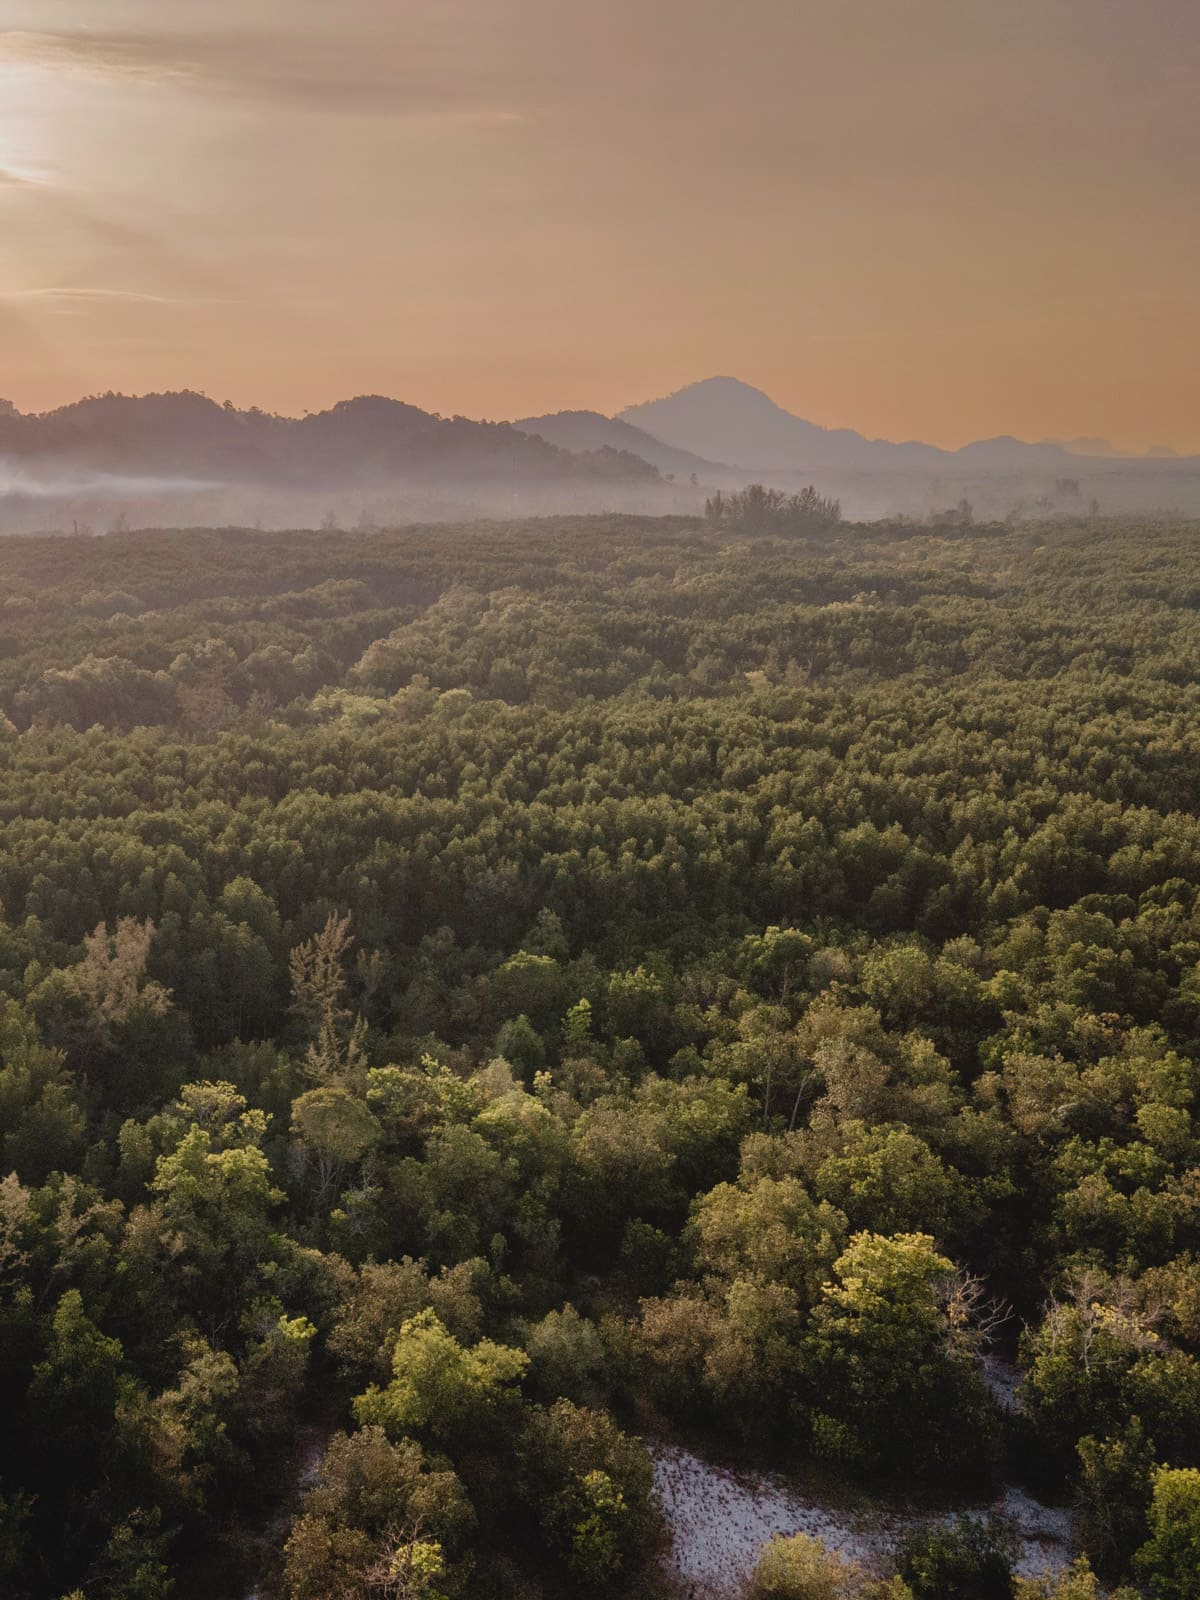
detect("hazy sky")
[0,1,1197,450]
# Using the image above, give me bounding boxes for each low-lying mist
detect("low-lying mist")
[0,474,705,537]
[6,467,1200,539]
[0,462,220,501]
[3,389,1199,535]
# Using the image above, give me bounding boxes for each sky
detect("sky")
[0,0,1197,451]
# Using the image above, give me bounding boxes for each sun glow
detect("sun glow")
[0,64,59,184]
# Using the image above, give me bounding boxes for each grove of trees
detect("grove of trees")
[0,510,1199,1597]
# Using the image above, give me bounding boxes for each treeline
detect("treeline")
[705,483,841,532]
[0,514,1199,1598]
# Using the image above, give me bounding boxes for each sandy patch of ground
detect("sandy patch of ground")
[651,1442,1074,1599]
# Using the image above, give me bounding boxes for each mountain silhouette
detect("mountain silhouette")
[514,410,732,481]
[619,376,1107,473]
[3,383,1197,534]
[0,391,662,491]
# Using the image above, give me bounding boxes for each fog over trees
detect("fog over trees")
[4,383,1199,539]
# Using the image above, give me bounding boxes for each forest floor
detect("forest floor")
[237,1422,330,1600]
[649,1438,1075,1599]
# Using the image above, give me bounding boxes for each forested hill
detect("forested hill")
[2,513,1200,1599]
[513,411,731,481]
[0,392,662,489]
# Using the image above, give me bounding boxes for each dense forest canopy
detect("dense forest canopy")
[2,512,1200,1599]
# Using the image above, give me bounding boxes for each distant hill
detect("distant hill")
[4,383,1198,534]
[514,410,731,481]
[619,376,1117,473]
[618,377,935,471]
[0,391,663,491]
[1056,436,1125,459]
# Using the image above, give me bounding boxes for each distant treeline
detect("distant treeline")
[705,482,842,532]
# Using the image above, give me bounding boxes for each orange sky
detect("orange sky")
[1,0,1197,451]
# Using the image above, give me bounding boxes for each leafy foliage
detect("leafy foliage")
[3,510,1200,1596]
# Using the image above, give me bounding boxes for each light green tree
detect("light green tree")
[353,1309,527,1445]
[803,1232,995,1474]
[1134,1466,1200,1600]
[749,1532,861,1600]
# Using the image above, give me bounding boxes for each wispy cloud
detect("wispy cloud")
[0,286,231,305]
[0,163,50,189]
[0,25,531,119]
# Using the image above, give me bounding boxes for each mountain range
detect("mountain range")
[1,379,1197,531]
[0,391,658,491]
[614,377,1187,473]
[519,377,1199,482]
